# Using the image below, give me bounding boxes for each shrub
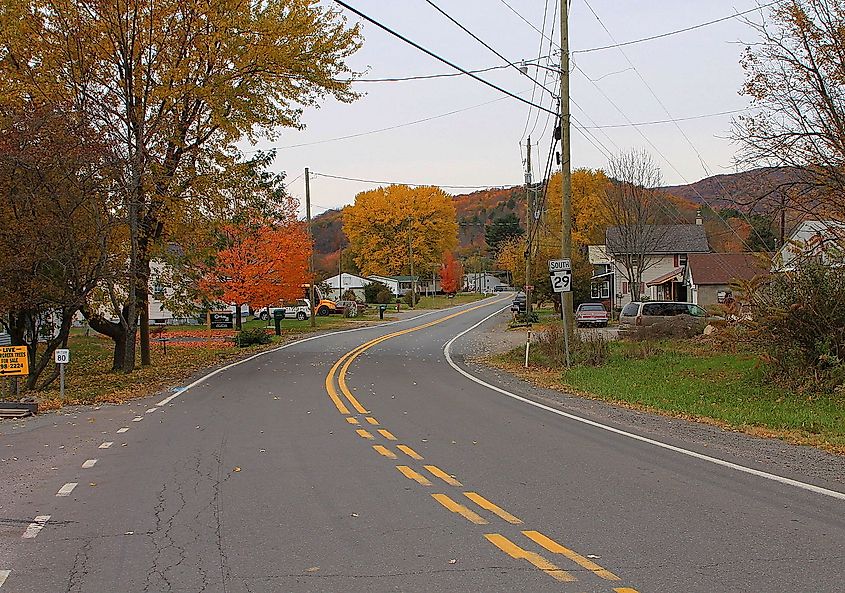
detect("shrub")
[514,311,539,324]
[365,281,391,304]
[627,315,706,341]
[233,327,272,347]
[534,323,609,367]
[744,259,845,391]
[402,290,420,307]
[341,289,359,302]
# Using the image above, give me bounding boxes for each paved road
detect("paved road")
[0,297,843,592]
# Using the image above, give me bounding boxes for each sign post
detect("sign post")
[55,349,70,400]
[548,259,572,367]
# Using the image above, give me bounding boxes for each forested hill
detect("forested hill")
[311,167,794,274]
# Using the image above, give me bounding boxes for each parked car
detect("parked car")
[493,285,514,292]
[575,302,609,327]
[618,301,709,334]
[511,292,527,313]
[257,299,311,321]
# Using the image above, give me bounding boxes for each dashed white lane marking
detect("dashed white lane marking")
[98,442,113,449]
[0,569,10,588]
[145,408,156,414]
[443,307,845,502]
[116,427,129,433]
[82,459,97,468]
[56,483,77,497]
[21,515,50,539]
[153,306,466,408]
[132,416,143,422]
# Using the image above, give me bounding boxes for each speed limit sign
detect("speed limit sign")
[550,270,572,293]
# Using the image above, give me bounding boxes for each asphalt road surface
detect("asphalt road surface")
[1,297,843,592]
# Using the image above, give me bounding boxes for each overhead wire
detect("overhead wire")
[522,0,554,142]
[312,172,517,190]
[581,0,772,254]
[332,0,557,116]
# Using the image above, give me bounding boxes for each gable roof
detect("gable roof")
[687,253,771,285]
[606,224,709,255]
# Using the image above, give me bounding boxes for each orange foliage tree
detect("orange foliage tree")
[201,218,310,329]
[439,252,464,294]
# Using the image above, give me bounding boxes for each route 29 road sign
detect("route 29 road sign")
[0,345,29,376]
[55,349,70,364]
[550,270,572,293]
[548,259,571,272]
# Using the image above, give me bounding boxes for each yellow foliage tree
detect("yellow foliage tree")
[497,169,610,304]
[343,185,458,277]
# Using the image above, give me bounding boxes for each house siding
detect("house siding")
[614,255,678,307]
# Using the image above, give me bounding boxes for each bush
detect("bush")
[534,323,609,367]
[233,327,272,347]
[627,315,706,341]
[365,281,392,304]
[402,291,420,307]
[341,289,359,302]
[744,259,845,391]
[514,311,539,324]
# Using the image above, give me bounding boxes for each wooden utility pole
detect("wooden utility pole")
[408,217,415,308]
[560,0,573,323]
[524,136,533,315]
[305,168,316,328]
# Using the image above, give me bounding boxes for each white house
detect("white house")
[323,272,371,301]
[772,220,845,272]
[463,272,505,293]
[604,223,710,307]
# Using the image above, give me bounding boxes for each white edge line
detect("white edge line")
[154,302,493,408]
[0,569,9,588]
[443,306,845,502]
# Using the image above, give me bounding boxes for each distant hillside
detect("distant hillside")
[660,167,801,211]
[310,168,797,275]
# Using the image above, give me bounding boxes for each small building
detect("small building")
[463,272,505,294]
[323,272,371,301]
[772,220,845,272]
[685,253,771,306]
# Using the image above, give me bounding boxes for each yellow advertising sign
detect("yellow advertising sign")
[0,346,28,376]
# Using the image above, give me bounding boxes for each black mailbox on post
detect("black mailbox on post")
[273,309,286,335]
[378,304,388,320]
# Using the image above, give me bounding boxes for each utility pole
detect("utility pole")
[408,217,415,308]
[305,168,316,328]
[560,0,573,324]
[524,136,533,316]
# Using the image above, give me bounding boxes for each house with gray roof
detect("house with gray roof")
[599,222,710,308]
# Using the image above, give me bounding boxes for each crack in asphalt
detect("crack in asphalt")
[64,537,93,593]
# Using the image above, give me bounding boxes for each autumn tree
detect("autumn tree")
[600,151,673,296]
[734,0,845,221]
[0,105,116,387]
[1,0,362,372]
[439,252,463,295]
[342,185,459,277]
[201,217,310,330]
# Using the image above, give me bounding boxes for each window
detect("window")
[622,281,629,294]
[621,303,640,316]
[642,303,668,316]
[688,304,707,317]
[579,304,606,312]
[590,281,610,299]
[679,253,688,266]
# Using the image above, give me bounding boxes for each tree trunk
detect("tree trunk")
[139,256,152,366]
[24,307,75,391]
[84,309,129,372]
[235,304,242,330]
[122,324,137,373]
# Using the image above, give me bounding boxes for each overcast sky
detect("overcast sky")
[240,0,770,216]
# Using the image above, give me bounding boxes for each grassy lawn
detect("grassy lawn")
[415,293,488,309]
[495,339,845,454]
[18,312,385,410]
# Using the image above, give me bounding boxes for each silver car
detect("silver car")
[618,301,707,333]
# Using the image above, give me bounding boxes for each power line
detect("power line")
[245,93,522,152]
[332,0,557,117]
[580,108,749,129]
[526,0,557,142]
[581,0,771,254]
[312,171,517,190]
[573,1,784,54]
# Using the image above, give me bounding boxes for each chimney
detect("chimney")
[695,209,703,226]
